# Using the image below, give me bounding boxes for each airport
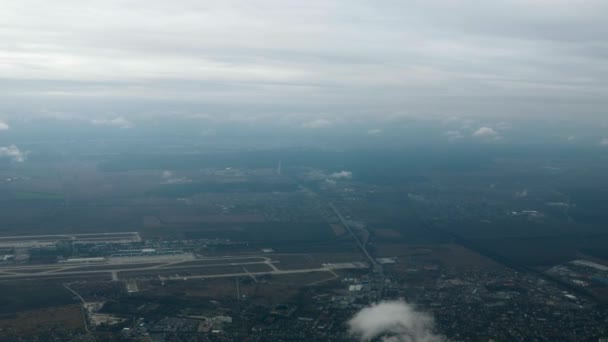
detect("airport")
[0,232,368,283]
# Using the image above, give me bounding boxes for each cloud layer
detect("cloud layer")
[90,117,133,129]
[472,126,501,140]
[1,0,608,123]
[329,170,353,179]
[0,145,27,162]
[348,300,444,342]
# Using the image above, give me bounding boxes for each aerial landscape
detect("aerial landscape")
[1,1,608,341]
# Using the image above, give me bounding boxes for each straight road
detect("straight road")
[329,203,381,274]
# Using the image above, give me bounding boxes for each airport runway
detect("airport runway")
[0,255,365,281]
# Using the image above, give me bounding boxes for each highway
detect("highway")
[329,203,381,274]
[329,202,386,301]
[298,182,380,274]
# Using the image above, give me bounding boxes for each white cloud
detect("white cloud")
[367,128,382,135]
[441,116,461,125]
[301,118,331,128]
[472,126,501,140]
[304,169,352,183]
[600,138,608,146]
[460,119,476,130]
[495,121,512,130]
[160,170,191,184]
[444,130,463,141]
[329,170,352,179]
[164,177,191,184]
[91,117,133,129]
[348,301,444,342]
[325,178,337,186]
[301,169,327,181]
[0,145,27,162]
[0,120,9,131]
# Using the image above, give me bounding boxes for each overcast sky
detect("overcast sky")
[1,0,607,127]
